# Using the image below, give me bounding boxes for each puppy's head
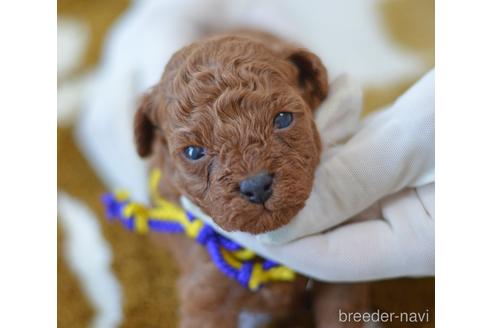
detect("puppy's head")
[134,35,328,234]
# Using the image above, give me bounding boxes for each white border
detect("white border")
[0,0,56,326]
[437,0,492,326]
[2,0,492,326]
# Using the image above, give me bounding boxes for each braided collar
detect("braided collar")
[102,169,295,291]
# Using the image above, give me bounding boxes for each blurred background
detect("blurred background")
[57,0,434,327]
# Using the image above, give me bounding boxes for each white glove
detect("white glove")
[258,70,435,245]
[181,70,435,281]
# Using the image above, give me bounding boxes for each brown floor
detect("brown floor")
[58,127,180,327]
[57,0,435,326]
[58,224,94,328]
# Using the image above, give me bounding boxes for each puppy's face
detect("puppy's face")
[135,36,328,234]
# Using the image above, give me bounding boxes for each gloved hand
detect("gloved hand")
[182,70,435,281]
[260,70,435,245]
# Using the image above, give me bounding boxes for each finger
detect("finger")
[255,219,405,282]
[245,212,432,282]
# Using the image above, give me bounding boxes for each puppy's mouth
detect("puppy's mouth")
[231,190,306,234]
[203,190,305,234]
[233,202,303,234]
[200,170,313,234]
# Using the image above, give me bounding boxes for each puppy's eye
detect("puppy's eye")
[274,112,293,129]
[184,146,205,160]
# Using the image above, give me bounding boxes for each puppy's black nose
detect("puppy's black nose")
[239,172,273,204]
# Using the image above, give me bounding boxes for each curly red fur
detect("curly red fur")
[136,32,326,233]
[135,31,367,327]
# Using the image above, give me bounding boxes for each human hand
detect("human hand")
[182,182,434,281]
[258,70,435,245]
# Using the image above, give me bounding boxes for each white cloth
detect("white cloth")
[182,70,435,281]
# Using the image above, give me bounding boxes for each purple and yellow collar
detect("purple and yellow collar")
[102,169,295,291]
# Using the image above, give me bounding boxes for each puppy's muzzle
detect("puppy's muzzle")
[239,172,273,204]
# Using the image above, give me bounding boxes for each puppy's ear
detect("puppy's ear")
[287,49,329,110]
[134,90,158,158]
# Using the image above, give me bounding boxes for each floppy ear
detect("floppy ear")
[134,90,158,158]
[287,49,329,110]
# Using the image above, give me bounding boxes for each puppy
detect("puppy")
[134,31,367,327]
